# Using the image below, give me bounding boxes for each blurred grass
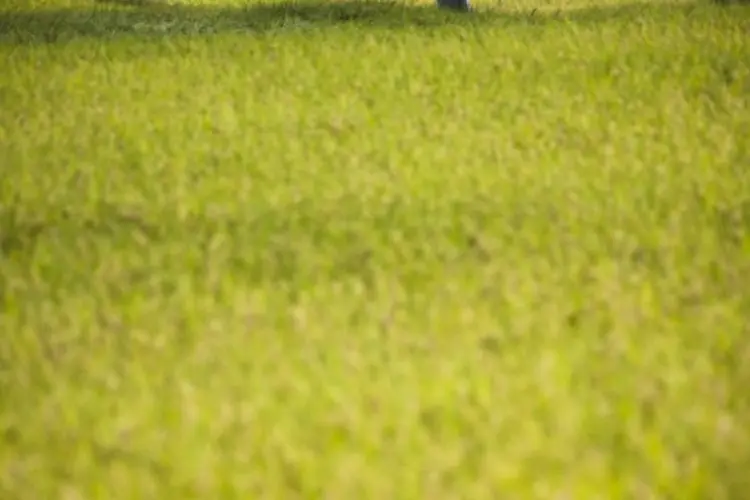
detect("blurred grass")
[1,0,750,498]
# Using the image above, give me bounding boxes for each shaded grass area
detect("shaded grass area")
[0,0,488,43]
[0,0,730,43]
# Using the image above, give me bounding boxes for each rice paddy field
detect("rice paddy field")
[1,0,749,497]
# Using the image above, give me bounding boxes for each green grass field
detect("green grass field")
[1,0,749,497]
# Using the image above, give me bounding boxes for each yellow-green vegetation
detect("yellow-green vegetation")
[1,0,749,497]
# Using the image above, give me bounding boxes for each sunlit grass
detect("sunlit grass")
[1,0,749,497]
